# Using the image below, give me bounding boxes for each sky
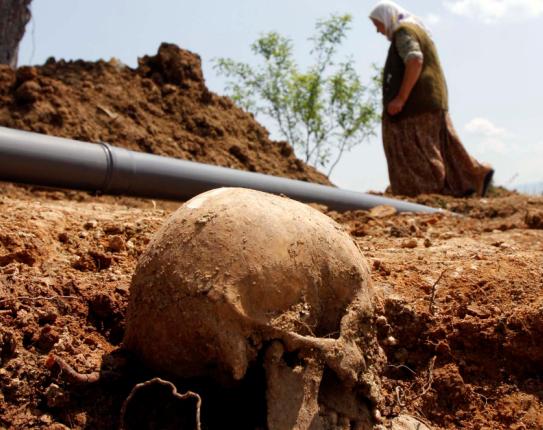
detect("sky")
[18,0,543,193]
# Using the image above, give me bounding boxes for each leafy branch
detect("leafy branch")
[215,14,380,177]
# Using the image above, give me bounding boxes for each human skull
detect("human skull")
[123,188,383,428]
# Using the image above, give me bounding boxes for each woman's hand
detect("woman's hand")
[388,57,423,116]
[387,96,406,116]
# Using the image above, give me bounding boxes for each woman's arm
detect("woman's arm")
[387,57,423,116]
[387,28,424,116]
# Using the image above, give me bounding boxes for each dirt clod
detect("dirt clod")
[525,209,543,229]
[45,383,70,408]
[0,329,16,364]
[107,235,126,252]
[14,80,41,104]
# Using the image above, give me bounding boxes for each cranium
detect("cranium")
[123,188,384,429]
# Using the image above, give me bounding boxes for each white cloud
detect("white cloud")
[464,117,510,154]
[465,117,507,138]
[424,13,442,26]
[444,0,543,23]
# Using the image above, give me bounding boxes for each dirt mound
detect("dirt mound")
[0,43,329,186]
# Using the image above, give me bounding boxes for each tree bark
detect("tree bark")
[0,0,32,68]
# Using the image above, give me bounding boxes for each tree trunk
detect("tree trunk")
[0,0,32,68]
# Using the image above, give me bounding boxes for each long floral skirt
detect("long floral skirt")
[382,110,493,197]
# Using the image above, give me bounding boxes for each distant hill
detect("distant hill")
[513,182,543,195]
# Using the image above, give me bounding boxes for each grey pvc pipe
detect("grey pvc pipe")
[0,126,441,213]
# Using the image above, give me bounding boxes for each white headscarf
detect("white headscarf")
[369,1,428,40]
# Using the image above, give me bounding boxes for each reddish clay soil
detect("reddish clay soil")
[0,43,329,185]
[1,45,543,430]
[332,193,543,430]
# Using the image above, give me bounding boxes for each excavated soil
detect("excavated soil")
[0,43,329,185]
[1,45,543,430]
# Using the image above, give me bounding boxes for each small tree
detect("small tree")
[215,14,380,177]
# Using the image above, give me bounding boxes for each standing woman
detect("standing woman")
[369,1,494,197]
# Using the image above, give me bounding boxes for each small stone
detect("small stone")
[84,220,98,230]
[37,308,58,325]
[384,336,398,346]
[104,224,124,235]
[407,220,419,234]
[424,216,440,225]
[376,315,388,326]
[45,383,69,408]
[36,325,60,352]
[107,235,125,253]
[115,284,130,295]
[466,305,490,319]
[424,238,432,248]
[39,414,53,425]
[72,412,88,427]
[369,205,397,219]
[401,239,418,249]
[390,225,409,238]
[372,259,391,276]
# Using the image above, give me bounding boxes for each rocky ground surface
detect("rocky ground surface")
[335,192,543,430]
[1,185,542,430]
[1,44,543,430]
